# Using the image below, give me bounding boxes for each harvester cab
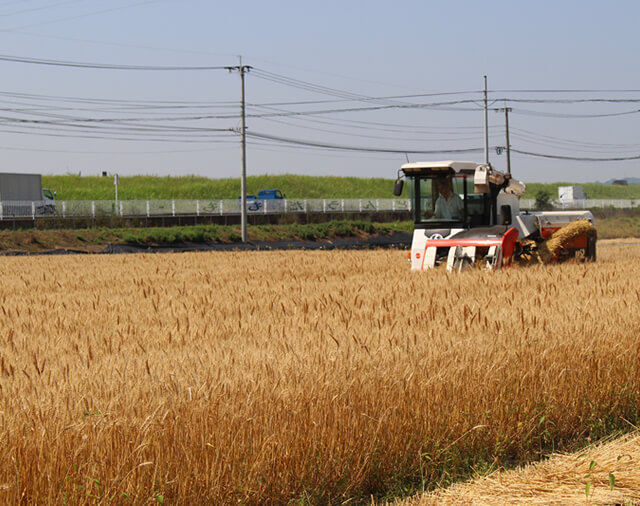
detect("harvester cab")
[394,160,596,271]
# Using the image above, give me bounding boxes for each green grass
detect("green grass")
[42,174,410,201]
[42,174,640,202]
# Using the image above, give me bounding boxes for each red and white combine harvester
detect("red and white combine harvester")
[393,160,597,271]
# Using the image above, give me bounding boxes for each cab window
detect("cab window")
[410,175,490,227]
[413,175,466,223]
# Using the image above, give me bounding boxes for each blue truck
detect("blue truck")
[239,189,285,211]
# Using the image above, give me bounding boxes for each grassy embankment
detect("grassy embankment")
[42,174,640,201]
[42,174,403,200]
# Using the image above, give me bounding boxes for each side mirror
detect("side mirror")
[500,204,512,225]
[393,178,404,196]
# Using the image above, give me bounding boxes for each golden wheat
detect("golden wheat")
[0,241,639,503]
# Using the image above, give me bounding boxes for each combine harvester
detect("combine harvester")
[393,160,596,271]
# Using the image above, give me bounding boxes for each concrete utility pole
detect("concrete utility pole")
[226,59,252,243]
[114,173,119,207]
[483,75,489,167]
[496,107,512,176]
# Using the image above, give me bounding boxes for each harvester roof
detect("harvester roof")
[400,160,481,176]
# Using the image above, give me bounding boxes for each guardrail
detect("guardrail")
[0,201,56,219]
[0,198,413,219]
[0,197,637,220]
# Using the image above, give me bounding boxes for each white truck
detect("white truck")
[0,172,55,218]
[558,185,586,204]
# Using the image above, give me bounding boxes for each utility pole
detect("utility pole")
[483,76,489,167]
[496,107,512,176]
[114,173,119,208]
[226,58,252,242]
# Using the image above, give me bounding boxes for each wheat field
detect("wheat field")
[0,241,639,504]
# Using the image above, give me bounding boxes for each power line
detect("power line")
[245,130,484,154]
[243,99,482,119]
[0,0,85,18]
[251,68,382,102]
[257,115,484,143]
[511,108,640,119]
[246,138,401,161]
[0,0,162,32]
[0,112,242,124]
[251,104,484,133]
[509,127,640,153]
[249,103,484,134]
[0,142,234,154]
[0,89,237,106]
[252,68,486,109]
[0,54,639,166]
[0,123,236,143]
[0,54,227,70]
[250,89,479,107]
[493,88,640,93]
[500,97,640,104]
[511,148,640,162]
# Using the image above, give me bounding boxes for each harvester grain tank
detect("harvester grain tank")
[393,161,596,271]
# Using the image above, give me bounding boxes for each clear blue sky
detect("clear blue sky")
[0,0,638,183]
